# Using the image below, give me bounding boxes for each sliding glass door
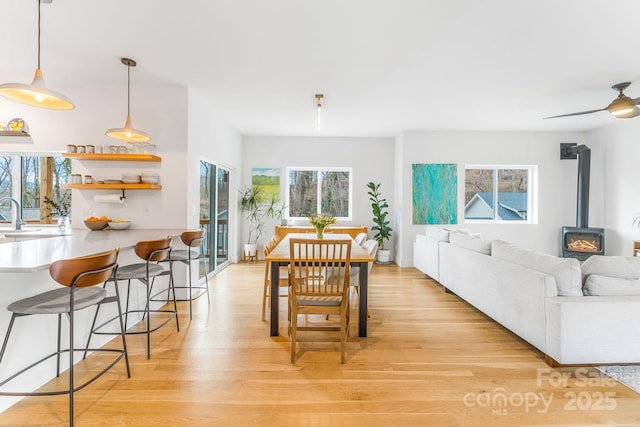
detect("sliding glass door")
[199,161,230,278]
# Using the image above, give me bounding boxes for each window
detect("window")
[286,167,352,219]
[0,154,71,223]
[464,165,537,223]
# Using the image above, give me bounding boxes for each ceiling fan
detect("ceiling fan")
[545,82,640,119]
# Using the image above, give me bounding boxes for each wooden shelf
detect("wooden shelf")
[0,130,30,137]
[63,153,161,162]
[64,183,162,190]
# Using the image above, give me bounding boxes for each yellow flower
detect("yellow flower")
[308,214,336,229]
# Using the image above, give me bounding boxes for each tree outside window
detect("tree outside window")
[0,154,70,223]
[287,168,352,219]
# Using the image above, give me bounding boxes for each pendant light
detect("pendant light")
[106,58,150,142]
[0,0,74,110]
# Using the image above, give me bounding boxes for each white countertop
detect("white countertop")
[0,227,184,273]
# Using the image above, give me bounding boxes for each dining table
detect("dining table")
[264,233,375,337]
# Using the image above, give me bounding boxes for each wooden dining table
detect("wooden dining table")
[264,233,375,337]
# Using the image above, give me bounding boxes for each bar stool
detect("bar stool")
[88,236,178,359]
[0,248,129,426]
[157,230,209,320]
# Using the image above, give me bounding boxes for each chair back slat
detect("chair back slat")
[289,238,351,297]
[135,236,172,261]
[181,230,205,248]
[49,247,120,288]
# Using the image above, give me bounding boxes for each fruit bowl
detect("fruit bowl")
[109,220,131,230]
[84,219,109,230]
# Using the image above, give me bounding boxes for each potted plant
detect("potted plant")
[43,192,72,230]
[239,186,287,258]
[367,182,392,263]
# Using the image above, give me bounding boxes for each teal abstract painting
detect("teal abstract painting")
[412,163,457,224]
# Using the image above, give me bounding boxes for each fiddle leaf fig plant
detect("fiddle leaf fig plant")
[367,182,392,249]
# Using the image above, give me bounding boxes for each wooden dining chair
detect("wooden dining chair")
[261,237,289,321]
[288,238,351,363]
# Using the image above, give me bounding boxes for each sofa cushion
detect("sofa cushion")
[583,274,640,296]
[425,226,450,242]
[581,255,640,280]
[491,239,582,296]
[449,231,491,255]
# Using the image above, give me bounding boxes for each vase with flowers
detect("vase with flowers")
[43,192,72,230]
[308,214,336,239]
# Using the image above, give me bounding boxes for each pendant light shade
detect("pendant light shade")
[0,0,74,110]
[106,58,150,142]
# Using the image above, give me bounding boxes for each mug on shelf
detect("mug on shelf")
[67,144,77,153]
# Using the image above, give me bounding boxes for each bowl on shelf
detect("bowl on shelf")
[109,220,131,230]
[141,176,159,184]
[122,173,141,184]
[84,219,109,230]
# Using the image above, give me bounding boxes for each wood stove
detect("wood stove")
[562,226,605,261]
[560,143,605,261]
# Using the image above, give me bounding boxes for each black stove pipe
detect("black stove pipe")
[562,144,591,228]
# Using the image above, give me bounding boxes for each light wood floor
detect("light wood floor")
[1,263,640,426]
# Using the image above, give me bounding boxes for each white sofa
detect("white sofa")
[414,228,640,365]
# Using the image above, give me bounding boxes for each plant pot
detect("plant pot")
[244,243,258,256]
[376,248,391,264]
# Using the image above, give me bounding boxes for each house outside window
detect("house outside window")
[464,165,537,223]
[0,154,71,223]
[286,167,352,220]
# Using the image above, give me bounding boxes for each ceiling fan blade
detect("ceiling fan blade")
[633,97,640,105]
[544,108,606,119]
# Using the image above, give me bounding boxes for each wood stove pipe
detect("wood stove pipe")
[560,143,591,228]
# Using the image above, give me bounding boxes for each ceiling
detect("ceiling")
[2,0,640,137]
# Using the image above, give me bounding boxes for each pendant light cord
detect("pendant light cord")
[127,63,131,116]
[37,0,41,70]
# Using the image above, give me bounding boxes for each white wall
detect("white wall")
[242,135,395,257]
[187,89,242,262]
[0,84,190,229]
[400,130,588,266]
[586,120,640,256]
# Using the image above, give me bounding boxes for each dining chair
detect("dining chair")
[0,248,129,426]
[261,237,289,321]
[87,236,178,359]
[288,238,351,363]
[354,232,367,246]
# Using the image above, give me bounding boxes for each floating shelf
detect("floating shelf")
[64,183,162,190]
[62,153,161,162]
[0,130,30,137]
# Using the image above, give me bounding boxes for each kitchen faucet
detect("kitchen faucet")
[0,197,25,231]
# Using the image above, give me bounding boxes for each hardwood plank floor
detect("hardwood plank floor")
[1,263,639,426]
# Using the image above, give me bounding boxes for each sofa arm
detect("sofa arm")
[545,296,640,365]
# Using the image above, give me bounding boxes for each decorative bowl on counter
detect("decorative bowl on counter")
[84,219,109,230]
[109,220,131,230]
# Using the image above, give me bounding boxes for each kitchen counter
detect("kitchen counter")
[0,226,184,273]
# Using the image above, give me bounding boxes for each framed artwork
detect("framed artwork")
[252,167,280,202]
[412,163,457,224]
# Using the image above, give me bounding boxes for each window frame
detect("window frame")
[463,164,538,224]
[285,166,353,221]
[0,152,70,224]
